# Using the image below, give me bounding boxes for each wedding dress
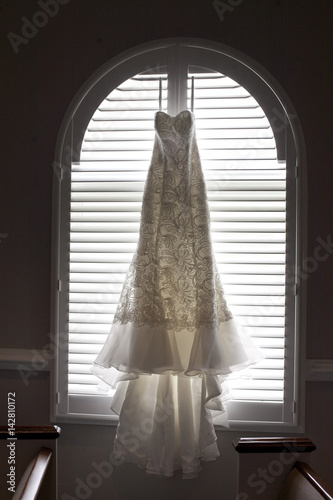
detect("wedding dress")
[92,110,263,478]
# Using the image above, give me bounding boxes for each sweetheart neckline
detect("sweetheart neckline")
[155,110,192,120]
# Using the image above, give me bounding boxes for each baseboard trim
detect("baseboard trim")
[306,359,333,381]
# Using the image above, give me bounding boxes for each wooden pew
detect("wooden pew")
[278,461,333,500]
[0,425,60,500]
[12,448,52,500]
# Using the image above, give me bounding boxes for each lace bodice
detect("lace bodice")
[113,110,232,331]
[155,109,194,144]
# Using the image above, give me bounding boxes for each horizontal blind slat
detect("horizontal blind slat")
[69,242,285,253]
[70,201,285,212]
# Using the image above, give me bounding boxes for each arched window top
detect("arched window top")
[55,38,305,167]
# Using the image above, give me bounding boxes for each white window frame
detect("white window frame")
[51,38,307,431]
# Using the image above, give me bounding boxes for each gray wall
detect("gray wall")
[1,1,333,499]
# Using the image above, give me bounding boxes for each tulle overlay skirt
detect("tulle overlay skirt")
[91,318,263,478]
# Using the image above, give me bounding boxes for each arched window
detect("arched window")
[52,39,306,429]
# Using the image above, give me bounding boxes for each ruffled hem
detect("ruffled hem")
[91,317,263,412]
[106,371,222,479]
[113,438,220,479]
[92,318,263,378]
[90,319,264,478]
[91,365,233,415]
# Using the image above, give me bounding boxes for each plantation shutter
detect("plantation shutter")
[66,71,169,417]
[187,69,286,423]
[56,51,294,425]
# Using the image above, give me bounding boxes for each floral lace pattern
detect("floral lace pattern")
[113,110,233,331]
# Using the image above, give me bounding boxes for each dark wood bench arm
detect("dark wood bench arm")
[13,447,53,500]
[0,425,61,440]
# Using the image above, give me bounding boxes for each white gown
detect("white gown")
[92,110,263,478]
